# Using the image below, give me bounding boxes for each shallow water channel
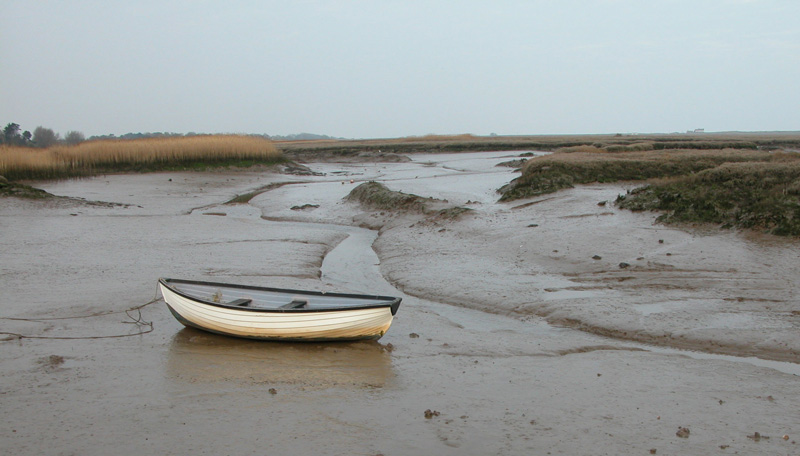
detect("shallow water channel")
[310,217,800,377]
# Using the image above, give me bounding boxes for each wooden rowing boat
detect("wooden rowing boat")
[158,278,402,342]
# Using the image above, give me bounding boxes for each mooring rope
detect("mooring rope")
[0,286,162,341]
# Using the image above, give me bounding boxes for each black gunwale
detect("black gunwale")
[159,278,402,315]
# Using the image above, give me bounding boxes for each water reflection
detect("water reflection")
[166,327,395,388]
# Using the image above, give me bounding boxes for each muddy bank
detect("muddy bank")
[1,154,799,455]
[260,153,800,362]
[373,183,800,363]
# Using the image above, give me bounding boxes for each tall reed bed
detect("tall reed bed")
[0,135,282,181]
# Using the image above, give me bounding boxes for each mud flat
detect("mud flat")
[375,184,800,363]
[1,152,799,455]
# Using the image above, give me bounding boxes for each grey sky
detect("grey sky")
[2,0,798,138]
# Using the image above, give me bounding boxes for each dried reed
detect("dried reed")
[0,135,281,180]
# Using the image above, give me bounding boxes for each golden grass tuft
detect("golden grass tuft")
[0,135,281,181]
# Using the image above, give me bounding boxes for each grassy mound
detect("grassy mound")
[345,181,438,212]
[618,161,800,235]
[346,182,474,225]
[0,176,54,199]
[345,181,472,221]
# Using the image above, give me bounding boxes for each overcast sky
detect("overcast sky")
[1,0,798,138]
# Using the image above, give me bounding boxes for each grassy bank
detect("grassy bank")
[617,161,800,235]
[0,135,282,181]
[498,147,800,235]
[278,132,800,159]
[498,149,788,201]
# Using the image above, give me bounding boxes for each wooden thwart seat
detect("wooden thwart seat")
[280,298,308,309]
[227,298,253,307]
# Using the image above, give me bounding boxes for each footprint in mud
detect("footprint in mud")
[38,355,65,370]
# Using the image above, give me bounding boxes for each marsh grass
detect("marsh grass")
[398,134,479,142]
[555,145,606,154]
[499,147,800,235]
[346,181,474,222]
[498,149,787,201]
[0,180,54,199]
[277,132,792,158]
[603,142,655,152]
[652,140,758,150]
[346,181,436,212]
[556,142,754,154]
[618,161,800,235]
[0,135,282,181]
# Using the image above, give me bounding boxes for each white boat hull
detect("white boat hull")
[159,279,398,341]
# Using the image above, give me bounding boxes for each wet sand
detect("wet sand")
[1,152,799,455]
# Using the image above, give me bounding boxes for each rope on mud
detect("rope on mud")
[0,287,162,341]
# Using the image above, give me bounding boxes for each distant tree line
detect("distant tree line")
[87,131,277,141]
[268,133,340,141]
[2,121,340,148]
[88,131,186,141]
[88,132,341,141]
[1,122,85,148]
